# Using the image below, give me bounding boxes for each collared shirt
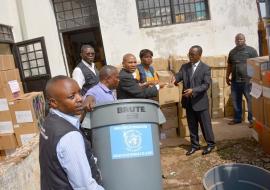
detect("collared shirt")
[192,61,200,75]
[51,109,104,190]
[228,45,258,82]
[84,82,116,105]
[72,60,97,89]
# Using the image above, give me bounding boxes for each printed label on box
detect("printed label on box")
[251,82,263,99]
[8,80,20,93]
[0,121,13,134]
[15,110,33,123]
[20,133,36,145]
[110,123,154,159]
[0,99,9,111]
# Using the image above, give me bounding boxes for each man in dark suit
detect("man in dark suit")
[117,53,163,99]
[174,45,215,155]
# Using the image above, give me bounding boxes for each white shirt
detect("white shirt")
[192,61,200,75]
[72,60,97,89]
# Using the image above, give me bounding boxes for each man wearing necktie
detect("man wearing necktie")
[173,45,215,156]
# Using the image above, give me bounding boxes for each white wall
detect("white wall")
[96,0,259,65]
[0,0,68,77]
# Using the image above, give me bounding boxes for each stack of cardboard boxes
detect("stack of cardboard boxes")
[0,54,45,159]
[247,56,270,154]
[152,58,180,139]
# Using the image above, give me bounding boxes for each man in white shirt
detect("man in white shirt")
[72,45,99,95]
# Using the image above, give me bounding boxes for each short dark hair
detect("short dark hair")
[45,75,71,99]
[139,49,153,59]
[99,65,118,81]
[190,45,203,55]
[80,44,94,53]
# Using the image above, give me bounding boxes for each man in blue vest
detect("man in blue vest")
[39,75,104,190]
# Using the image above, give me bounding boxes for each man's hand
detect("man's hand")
[170,75,176,84]
[226,77,231,86]
[158,82,168,88]
[183,88,193,97]
[83,95,96,112]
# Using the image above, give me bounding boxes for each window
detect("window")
[0,24,14,43]
[52,0,99,32]
[17,37,49,78]
[136,0,210,28]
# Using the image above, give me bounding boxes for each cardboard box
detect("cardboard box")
[0,68,21,85]
[160,128,178,139]
[156,71,173,83]
[211,108,224,118]
[212,77,225,89]
[211,68,226,78]
[177,103,186,118]
[0,82,24,100]
[158,85,180,105]
[201,56,226,68]
[170,57,189,74]
[178,118,189,137]
[263,85,270,99]
[262,126,270,154]
[264,97,270,127]
[247,56,269,81]
[152,58,169,71]
[161,104,178,129]
[262,70,270,86]
[0,133,18,150]
[252,96,264,124]
[0,55,15,71]
[254,121,264,144]
[0,111,13,134]
[14,124,39,146]
[211,87,224,98]
[9,92,45,128]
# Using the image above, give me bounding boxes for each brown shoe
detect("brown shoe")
[228,120,241,125]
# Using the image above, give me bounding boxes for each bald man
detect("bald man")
[117,53,161,99]
[39,75,104,190]
[226,33,258,127]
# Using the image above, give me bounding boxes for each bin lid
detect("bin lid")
[82,99,166,129]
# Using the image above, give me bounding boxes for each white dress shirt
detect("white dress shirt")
[51,109,104,190]
[72,60,97,89]
[192,61,200,76]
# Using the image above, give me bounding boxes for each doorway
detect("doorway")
[62,27,106,75]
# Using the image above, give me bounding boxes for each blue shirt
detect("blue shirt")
[84,82,116,105]
[51,109,104,190]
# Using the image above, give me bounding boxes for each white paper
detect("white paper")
[15,110,33,123]
[8,80,20,93]
[0,98,9,111]
[250,82,262,99]
[0,121,14,134]
[263,86,270,99]
[20,133,36,145]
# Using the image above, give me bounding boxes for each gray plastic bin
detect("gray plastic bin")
[82,99,166,190]
[203,163,270,190]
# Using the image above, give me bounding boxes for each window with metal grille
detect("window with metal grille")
[136,0,210,28]
[17,37,50,78]
[52,0,99,32]
[0,24,14,43]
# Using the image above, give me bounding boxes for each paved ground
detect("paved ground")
[160,118,270,190]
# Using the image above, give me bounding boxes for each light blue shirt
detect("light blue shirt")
[51,109,104,190]
[84,82,116,105]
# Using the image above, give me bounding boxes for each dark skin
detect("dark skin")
[226,33,246,86]
[140,53,159,86]
[48,79,83,116]
[81,47,95,65]
[182,47,202,97]
[122,54,137,73]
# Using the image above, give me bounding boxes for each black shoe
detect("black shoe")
[186,147,200,156]
[248,121,254,128]
[202,146,215,155]
[228,120,241,125]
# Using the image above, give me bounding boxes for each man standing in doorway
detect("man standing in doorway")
[72,45,99,95]
[226,33,258,127]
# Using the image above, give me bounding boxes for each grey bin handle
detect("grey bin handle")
[81,107,166,129]
[81,112,91,129]
[158,108,166,124]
